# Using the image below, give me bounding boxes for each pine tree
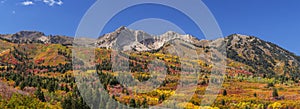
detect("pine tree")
[223,89,227,96]
[272,88,279,98]
[99,91,108,109]
[65,85,69,92]
[142,97,148,108]
[159,94,166,101]
[34,87,46,102]
[105,99,111,109]
[61,94,73,109]
[92,90,100,109]
[129,98,136,108]
[47,81,55,93]
[20,82,26,90]
[221,99,225,105]
[106,97,117,109]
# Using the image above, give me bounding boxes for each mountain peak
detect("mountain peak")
[17,30,44,34]
[229,34,251,39]
[116,26,129,32]
[164,31,178,34]
[97,27,200,51]
[15,31,45,38]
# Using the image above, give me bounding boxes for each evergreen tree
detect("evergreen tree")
[34,87,45,102]
[61,94,73,109]
[61,93,90,109]
[47,81,55,93]
[92,90,100,109]
[99,92,107,109]
[20,82,26,90]
[159,94,166,101]
[117,102,123,109]
[142,97,148,108]
[221,99,225,105]
[223,89,227,96]
[106,97,117,109]
[129,98,136,108]
[65,85,69,92]
[272,88,279,98]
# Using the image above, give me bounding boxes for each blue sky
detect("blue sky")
[0,0,300,55]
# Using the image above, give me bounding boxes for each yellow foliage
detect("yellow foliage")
[268,102,282,109]
[233,102,264,109]
[177,102,219,109]
[147,97,159,105]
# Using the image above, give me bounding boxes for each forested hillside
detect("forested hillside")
[0,29,300,108]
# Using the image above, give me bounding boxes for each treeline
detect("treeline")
[0,71,74,92]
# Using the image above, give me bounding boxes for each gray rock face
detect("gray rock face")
[97,26,200,52]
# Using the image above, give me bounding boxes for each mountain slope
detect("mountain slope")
[96,27,300,78]
[1,28,300,108]
[226,34,300,77]
[0,28,299,78]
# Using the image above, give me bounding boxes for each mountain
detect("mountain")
[0,31,73,45]
[1,28,300,108]
[0,31,73,67]
[0,27,300,77]
[226,34,300,77]
[97,26,199,51]
[96,27,300,78]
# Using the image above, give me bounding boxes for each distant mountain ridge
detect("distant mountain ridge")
[0,31,73,45]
